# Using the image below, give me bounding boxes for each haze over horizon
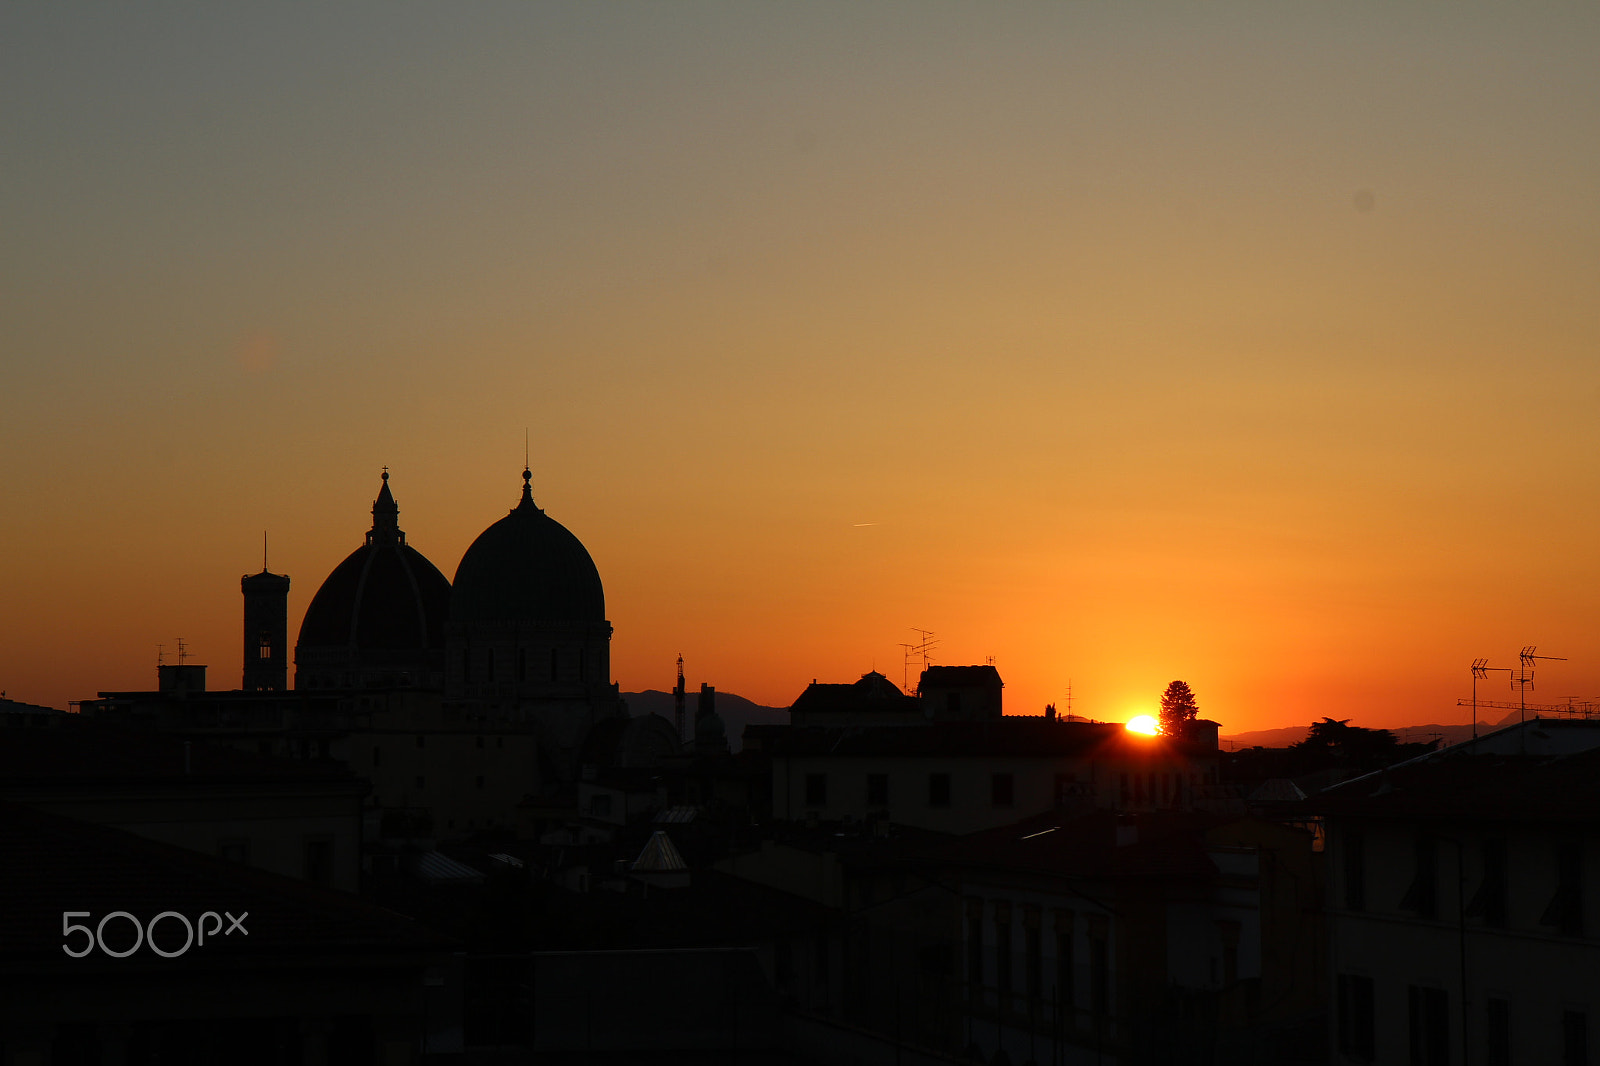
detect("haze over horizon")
[5,4,1600,734]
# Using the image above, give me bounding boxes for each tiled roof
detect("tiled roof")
[1305,747,1600,821]
[789,672,920,715]
[920,809,1238,882]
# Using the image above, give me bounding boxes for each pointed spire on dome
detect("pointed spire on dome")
[367,468,405,546]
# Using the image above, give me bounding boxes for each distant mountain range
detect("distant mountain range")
[622,690,789,752]
[1220,708,1528,751]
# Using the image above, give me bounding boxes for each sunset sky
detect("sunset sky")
[4,4,1599,734]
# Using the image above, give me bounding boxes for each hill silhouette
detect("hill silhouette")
[1221,707,1535,751]
[622,690,789,752]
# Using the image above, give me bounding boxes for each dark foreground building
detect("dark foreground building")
[0,802,456,1066]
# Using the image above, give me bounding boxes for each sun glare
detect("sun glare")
[1125,715,1159,736]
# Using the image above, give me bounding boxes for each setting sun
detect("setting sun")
[1125,715,1159,736]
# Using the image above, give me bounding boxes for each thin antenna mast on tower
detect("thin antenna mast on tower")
[673,654,687,743]
[1516,645,1567,726]
[263,531,268,572]
[1469,659,1512,741]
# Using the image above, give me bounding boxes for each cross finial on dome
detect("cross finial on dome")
[369,468,403,545]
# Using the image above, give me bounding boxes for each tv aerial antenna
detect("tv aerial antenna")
[1514,645,1566,726]
[1469,658,1512,741]
[900,628,939,694]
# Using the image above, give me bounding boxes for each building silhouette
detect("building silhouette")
[85,467,644,849]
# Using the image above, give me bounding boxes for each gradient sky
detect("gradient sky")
[4,3,1599,733]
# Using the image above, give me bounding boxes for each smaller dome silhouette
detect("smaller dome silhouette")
[296,472,451,687]
[449,471,605,624]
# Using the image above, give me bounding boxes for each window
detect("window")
[1218,920,1240,985]
[303,838,333,886]
[1337,974,1376,1062]
[590,793,611,816]
[1408,985,1449,1066]
[947,691,961,716]
[966,902,984,986]
[929,773,951,808]
[1089,935,1109,1019]
[1344,830,1367,910]
[991,773,1014,807]
[1564,1010,1587,1066]
[1469,839,1508,928]
[1543,842,1585,936]
[1024,918,1042,1004]
[805,773,827,807]
[1486,998,1510,1066]
[1401,835,1437,919]
[1055,929,1074,1010]
[1054,773,1079,807]
[258,633,272,659]
[867,773,888,807]
[415,775,425,790]
[995,903,1013,993]
[775,939,794,989]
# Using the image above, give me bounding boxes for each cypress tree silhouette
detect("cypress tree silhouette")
[1159,680,1199,737]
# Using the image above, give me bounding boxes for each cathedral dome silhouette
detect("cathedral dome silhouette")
[295,471,451,688]
[448,469,604,624]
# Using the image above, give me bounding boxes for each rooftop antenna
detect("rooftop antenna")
[1516,645,1567,726]
[262,530,269,572]
[1469,659,1512,741]
[157,643,166,668]
[904,628,938,694]
[1066,678,1074,720]
[177,638,188,666]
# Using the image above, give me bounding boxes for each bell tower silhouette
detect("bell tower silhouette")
[242,534,290,691]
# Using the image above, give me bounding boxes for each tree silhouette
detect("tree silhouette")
[1159,681,1199,737]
